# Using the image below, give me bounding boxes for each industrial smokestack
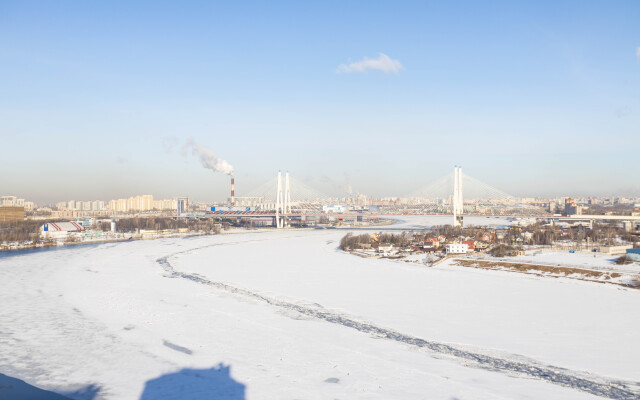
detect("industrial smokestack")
[231,176,235,206]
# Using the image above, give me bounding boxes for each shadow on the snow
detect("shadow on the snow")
[140,363,246,400]
[0,373,100,400]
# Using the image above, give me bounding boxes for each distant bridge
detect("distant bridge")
[554,215,640,222]
[203,168,554,228]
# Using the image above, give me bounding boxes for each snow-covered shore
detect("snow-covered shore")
[1,217,638,399]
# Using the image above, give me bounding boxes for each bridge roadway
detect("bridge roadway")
[205,212,640,221]
[205,212,550,219]
[205,212,375,220]
[559,214,640,221]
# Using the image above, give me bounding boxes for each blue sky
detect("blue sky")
[1,1,639,203]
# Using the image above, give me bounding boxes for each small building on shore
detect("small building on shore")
[377,244,396,256]
[599,245,633,255]
[626,248,640,261]
[446,243,469,254]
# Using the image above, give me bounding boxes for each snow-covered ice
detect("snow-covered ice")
[1,220,639,399]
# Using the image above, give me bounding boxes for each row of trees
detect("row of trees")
[509,222,640,247]
[488,245,521,257]
[339,232,418,250]
[583,204,637,216]
[0,220,46,243]
[339,233,372,250]
[101,217,222,234]
[339,222,639,254]
[1,217,226,244]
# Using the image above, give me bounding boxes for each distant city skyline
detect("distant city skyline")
[1,1,639,204]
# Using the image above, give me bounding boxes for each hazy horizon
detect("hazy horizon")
[2,1,639,204]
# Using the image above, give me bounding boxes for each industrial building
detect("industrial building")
[40,222,84,239]
[0,206,25,223]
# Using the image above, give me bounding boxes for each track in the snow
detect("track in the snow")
[157,244,640,400]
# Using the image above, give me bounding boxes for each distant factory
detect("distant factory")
[0,195,36,222]
[0,206,25,223]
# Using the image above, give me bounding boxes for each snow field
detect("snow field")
[1,225,638,399]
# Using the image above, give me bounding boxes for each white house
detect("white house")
[377,244,396,256]
[446,243,469,254]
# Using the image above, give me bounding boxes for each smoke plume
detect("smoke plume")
[183,139,234,176]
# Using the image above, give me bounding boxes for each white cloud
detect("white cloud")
[337,53,403,74]
[637,47,640,61]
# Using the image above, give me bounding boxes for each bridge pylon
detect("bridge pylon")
[276,171,283,228]
[275,171,292,228]
[453,165,464,227]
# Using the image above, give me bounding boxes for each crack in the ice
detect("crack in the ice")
[157,247,640,400]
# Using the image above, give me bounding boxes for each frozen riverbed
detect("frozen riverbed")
[1,222,639,399]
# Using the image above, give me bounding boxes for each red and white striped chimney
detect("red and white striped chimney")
[231,177,235,206]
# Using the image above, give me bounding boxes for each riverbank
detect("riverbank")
[0,233,210,253]
[0,219,396,254]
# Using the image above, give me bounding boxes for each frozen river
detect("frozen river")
[1,216,639,399]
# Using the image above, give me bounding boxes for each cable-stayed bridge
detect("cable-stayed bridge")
[207,167,551,228]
